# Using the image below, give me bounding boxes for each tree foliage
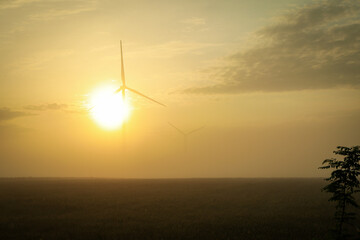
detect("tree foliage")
[319,146,360,240]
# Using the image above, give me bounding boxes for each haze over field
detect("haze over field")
[0,0,359,178]
[0,178,337,240]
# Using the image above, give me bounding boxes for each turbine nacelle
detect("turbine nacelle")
[114,86,125,94]
[168,122,204,152]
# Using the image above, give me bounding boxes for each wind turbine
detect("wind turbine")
[168,122,204,153]
[114,41,166,107]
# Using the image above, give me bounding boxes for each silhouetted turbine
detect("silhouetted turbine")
[114,40,166,107]
[168,122,204,153]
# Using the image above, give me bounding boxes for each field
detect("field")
[0,178,357,240]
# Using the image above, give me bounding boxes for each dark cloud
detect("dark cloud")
[182,0,360,94]
[23,103,89,115]
[23,103,68,111]
[0,107,33,121]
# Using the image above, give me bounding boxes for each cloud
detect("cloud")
[28,5,96,21]
[23,103,68,111]
[0,107,33,121]
[181,17,208,33]
[0,0,97,12]
[0,0,42,10]
[181,17,206,26]
[182,0,360,94]
[129,41,218,59]
[0,124,30,137]
[1,0,97,28]
[11,49,74,72]
[23,103,88,114]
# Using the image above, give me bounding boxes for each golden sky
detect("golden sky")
[0,0,359,177]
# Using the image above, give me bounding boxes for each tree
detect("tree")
[319,146,360,240]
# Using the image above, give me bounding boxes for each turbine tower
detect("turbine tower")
[168,122,204,153]
[115,41,166,107]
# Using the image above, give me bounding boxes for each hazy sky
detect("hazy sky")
[0,0,359,178]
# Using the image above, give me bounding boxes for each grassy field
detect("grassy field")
[0,178,357,240]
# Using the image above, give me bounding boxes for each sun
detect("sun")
[89,84,131,130]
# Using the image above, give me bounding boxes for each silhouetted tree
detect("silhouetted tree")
[319,146,360,240]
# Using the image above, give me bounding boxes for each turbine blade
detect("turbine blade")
[122,88,125,101]
[187,126,204,135]
[114,87,123,94]
[120,40,125,86]
[168,122,185,135]
[126,87,166,107]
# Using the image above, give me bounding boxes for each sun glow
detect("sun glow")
[89,84,131,130]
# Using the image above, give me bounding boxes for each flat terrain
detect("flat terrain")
[0,178,356,240]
